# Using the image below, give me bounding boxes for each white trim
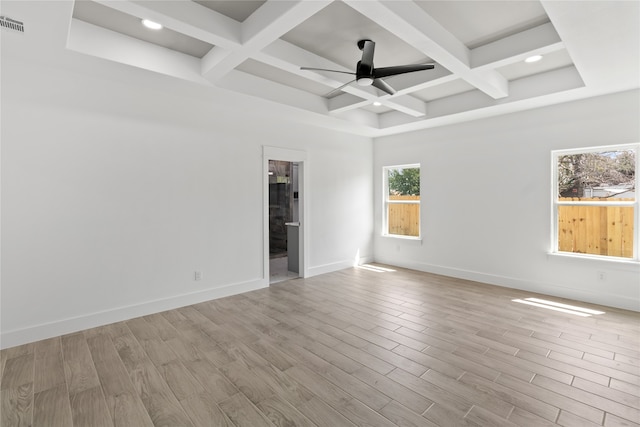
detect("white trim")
[556,200,635,206]
[385,200,421,205]
[546,252,640,270]
[552,142,640,156]
[380,234,422,242]
[0,278,267,349]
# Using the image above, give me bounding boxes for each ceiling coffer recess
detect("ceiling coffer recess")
[301,39,435,96]
[0,16,24,33]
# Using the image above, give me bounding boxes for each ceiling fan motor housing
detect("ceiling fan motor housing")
[356,39,375,85]
[356,60,374,85]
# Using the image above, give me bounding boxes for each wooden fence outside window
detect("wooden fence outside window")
[558,198,635,258]
[388,195,420,237]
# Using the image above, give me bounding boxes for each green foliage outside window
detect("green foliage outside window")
[388,168,420,196]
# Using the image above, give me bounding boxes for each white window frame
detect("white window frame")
[383,164,421,239]
[551,143,639,262]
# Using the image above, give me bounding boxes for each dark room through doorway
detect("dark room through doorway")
[268,160,300,283]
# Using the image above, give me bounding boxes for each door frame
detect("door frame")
[263,146,308,282]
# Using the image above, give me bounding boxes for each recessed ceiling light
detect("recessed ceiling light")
[525,55,543,63]
[373,101,382,106]
[141,19,162,30]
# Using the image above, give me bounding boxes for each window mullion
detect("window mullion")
[557,201,635,207]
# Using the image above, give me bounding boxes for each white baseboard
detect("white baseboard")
[1,255,376,349]
[1,278,268,350]
[374,257,640,312]
[307,256,374,277]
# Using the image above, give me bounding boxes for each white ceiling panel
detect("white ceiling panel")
[281,1,431,68]
[415,0,549,48]
[193,0,265,22]
[497,48,574,81]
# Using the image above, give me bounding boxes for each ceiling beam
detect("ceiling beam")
[386,67,457,94]
[344,0,509,99]
[201,0,332,82]
[327,90,427,117]
[328,94,370,114]
[67,19,210,85]
[376,95,428,117]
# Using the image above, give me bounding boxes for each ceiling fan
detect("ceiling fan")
[301,39,435,96]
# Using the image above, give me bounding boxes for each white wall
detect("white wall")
[374,90,640,311]
[1,49,373,348]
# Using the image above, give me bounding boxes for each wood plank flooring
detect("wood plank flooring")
[1,265,639,426]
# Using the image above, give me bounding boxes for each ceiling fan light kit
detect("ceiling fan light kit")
[301,39,435,97]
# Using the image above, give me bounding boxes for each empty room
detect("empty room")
[1,1,639,426]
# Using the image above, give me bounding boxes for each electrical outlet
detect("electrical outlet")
[597,271,606,282]
[194,271,203,281]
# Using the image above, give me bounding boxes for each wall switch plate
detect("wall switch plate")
[597,271,606,281]
[194,271,202,281]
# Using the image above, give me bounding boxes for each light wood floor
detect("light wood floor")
[1,265,639,426]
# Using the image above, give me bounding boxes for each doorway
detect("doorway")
[263,147,307,284]
[268,160,299,283]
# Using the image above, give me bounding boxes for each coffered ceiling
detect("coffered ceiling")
[21,1,640,136]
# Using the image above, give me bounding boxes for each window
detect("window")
[552,144,638,260]
[383,164,420,238]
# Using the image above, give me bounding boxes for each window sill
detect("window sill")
[381,234,422,242]
[547,252,640,271]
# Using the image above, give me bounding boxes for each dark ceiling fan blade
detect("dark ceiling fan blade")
[301,40,436,98]
[358,39,375,70]
[300,67,356,76]
[371,78,396,95]
[325,79,356,98]
[374,64,435,79]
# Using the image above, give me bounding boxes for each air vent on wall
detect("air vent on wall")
[0,16,24,33]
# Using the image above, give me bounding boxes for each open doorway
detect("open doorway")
[268,160,299,283]
[263,146,306,284]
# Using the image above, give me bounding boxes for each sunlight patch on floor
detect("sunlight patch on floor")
[513,297,605,317]
[357,264,396,273]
